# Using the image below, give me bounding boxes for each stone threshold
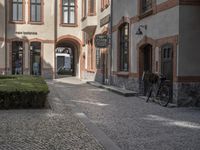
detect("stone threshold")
[87,81,138,97]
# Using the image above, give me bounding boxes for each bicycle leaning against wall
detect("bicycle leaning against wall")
[143,72,170,107]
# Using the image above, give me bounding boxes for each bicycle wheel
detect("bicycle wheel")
[158,85,170,107]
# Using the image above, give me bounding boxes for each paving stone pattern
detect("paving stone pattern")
[52,78,200,150]
[0,81,104,150]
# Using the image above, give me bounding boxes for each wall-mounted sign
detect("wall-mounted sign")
[95,34,109,48]
[100,15,110,27]
[15,32,38,35]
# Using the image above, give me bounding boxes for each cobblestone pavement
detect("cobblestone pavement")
[0,80,104,150]
[51,78,200,150]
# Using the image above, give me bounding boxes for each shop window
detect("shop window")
[119,23,129,72]
[12,41,23,74]
[30,42,41,75]
[62,0,76,24]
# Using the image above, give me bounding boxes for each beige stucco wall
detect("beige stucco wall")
[0,0,5,70]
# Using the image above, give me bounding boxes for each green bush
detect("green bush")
[0,75,49,109]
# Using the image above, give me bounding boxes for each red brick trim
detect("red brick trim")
[28,0,44,25]
[56,35,82,46]
[112,16,130,32]
[60,0,78,27]
[137,36,156,78]
[176,76,200,82]
[112,0,194,31]
[180,0,200,5]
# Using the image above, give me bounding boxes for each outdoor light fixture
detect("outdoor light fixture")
[136,25,147,35]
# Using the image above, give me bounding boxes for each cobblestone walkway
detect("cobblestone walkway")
[0,79,104,150]
[51,78,200,150]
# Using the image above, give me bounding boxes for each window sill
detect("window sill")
[116,71,129,77]
[29,22,44,25]
[86,69,95,73]
[139,9,153,19]
[60,23,78,27]
[88,13,96,16]
[9,21,25,24]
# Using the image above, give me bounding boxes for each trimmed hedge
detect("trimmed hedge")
[0,75,49,109]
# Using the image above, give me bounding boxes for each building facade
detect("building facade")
[110,0,200,106]
[1,0,200,107]
[0,0,110,79]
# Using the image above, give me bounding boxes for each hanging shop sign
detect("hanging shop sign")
[95,34,109,48]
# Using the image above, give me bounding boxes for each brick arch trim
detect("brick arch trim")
[137,36,156,77]
[57,35,82,47]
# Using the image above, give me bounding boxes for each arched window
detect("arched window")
[12,41,23,74]
[62,0,76,24]
[30,42,41,75]
[119,23,129,72]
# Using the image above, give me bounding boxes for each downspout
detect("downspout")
[54,0,57,79]
[5,0,7,75]
[109,0,113,85]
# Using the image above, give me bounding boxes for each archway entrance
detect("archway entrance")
[139,44,153,95]
[56,41,78,77]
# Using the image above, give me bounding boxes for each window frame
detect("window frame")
[60,0,78,27]
[10,0,25,24]
[88,0,96,16]
[82,0,87,20]
[118,23,129,72]
[139,0,153,18]
[29,0,44,24]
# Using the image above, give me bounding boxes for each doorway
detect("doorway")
[139,44,153,95]
[161,44,173,98]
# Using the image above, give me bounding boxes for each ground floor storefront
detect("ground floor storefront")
[0,35,83,79]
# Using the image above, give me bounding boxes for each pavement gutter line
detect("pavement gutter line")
[74,112,121,150]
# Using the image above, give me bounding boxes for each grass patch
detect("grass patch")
[0,75,49,109]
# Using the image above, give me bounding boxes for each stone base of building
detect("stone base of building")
[82,71,96,81]
[173,82,200,107]
[42,68,54,79]
[110,75,140,92]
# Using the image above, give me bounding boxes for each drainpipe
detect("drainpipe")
[109,0,113,85]
[5,0,7,75]
[54,0,57,79]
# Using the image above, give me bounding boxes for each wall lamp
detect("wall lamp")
[135,25,147,35]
